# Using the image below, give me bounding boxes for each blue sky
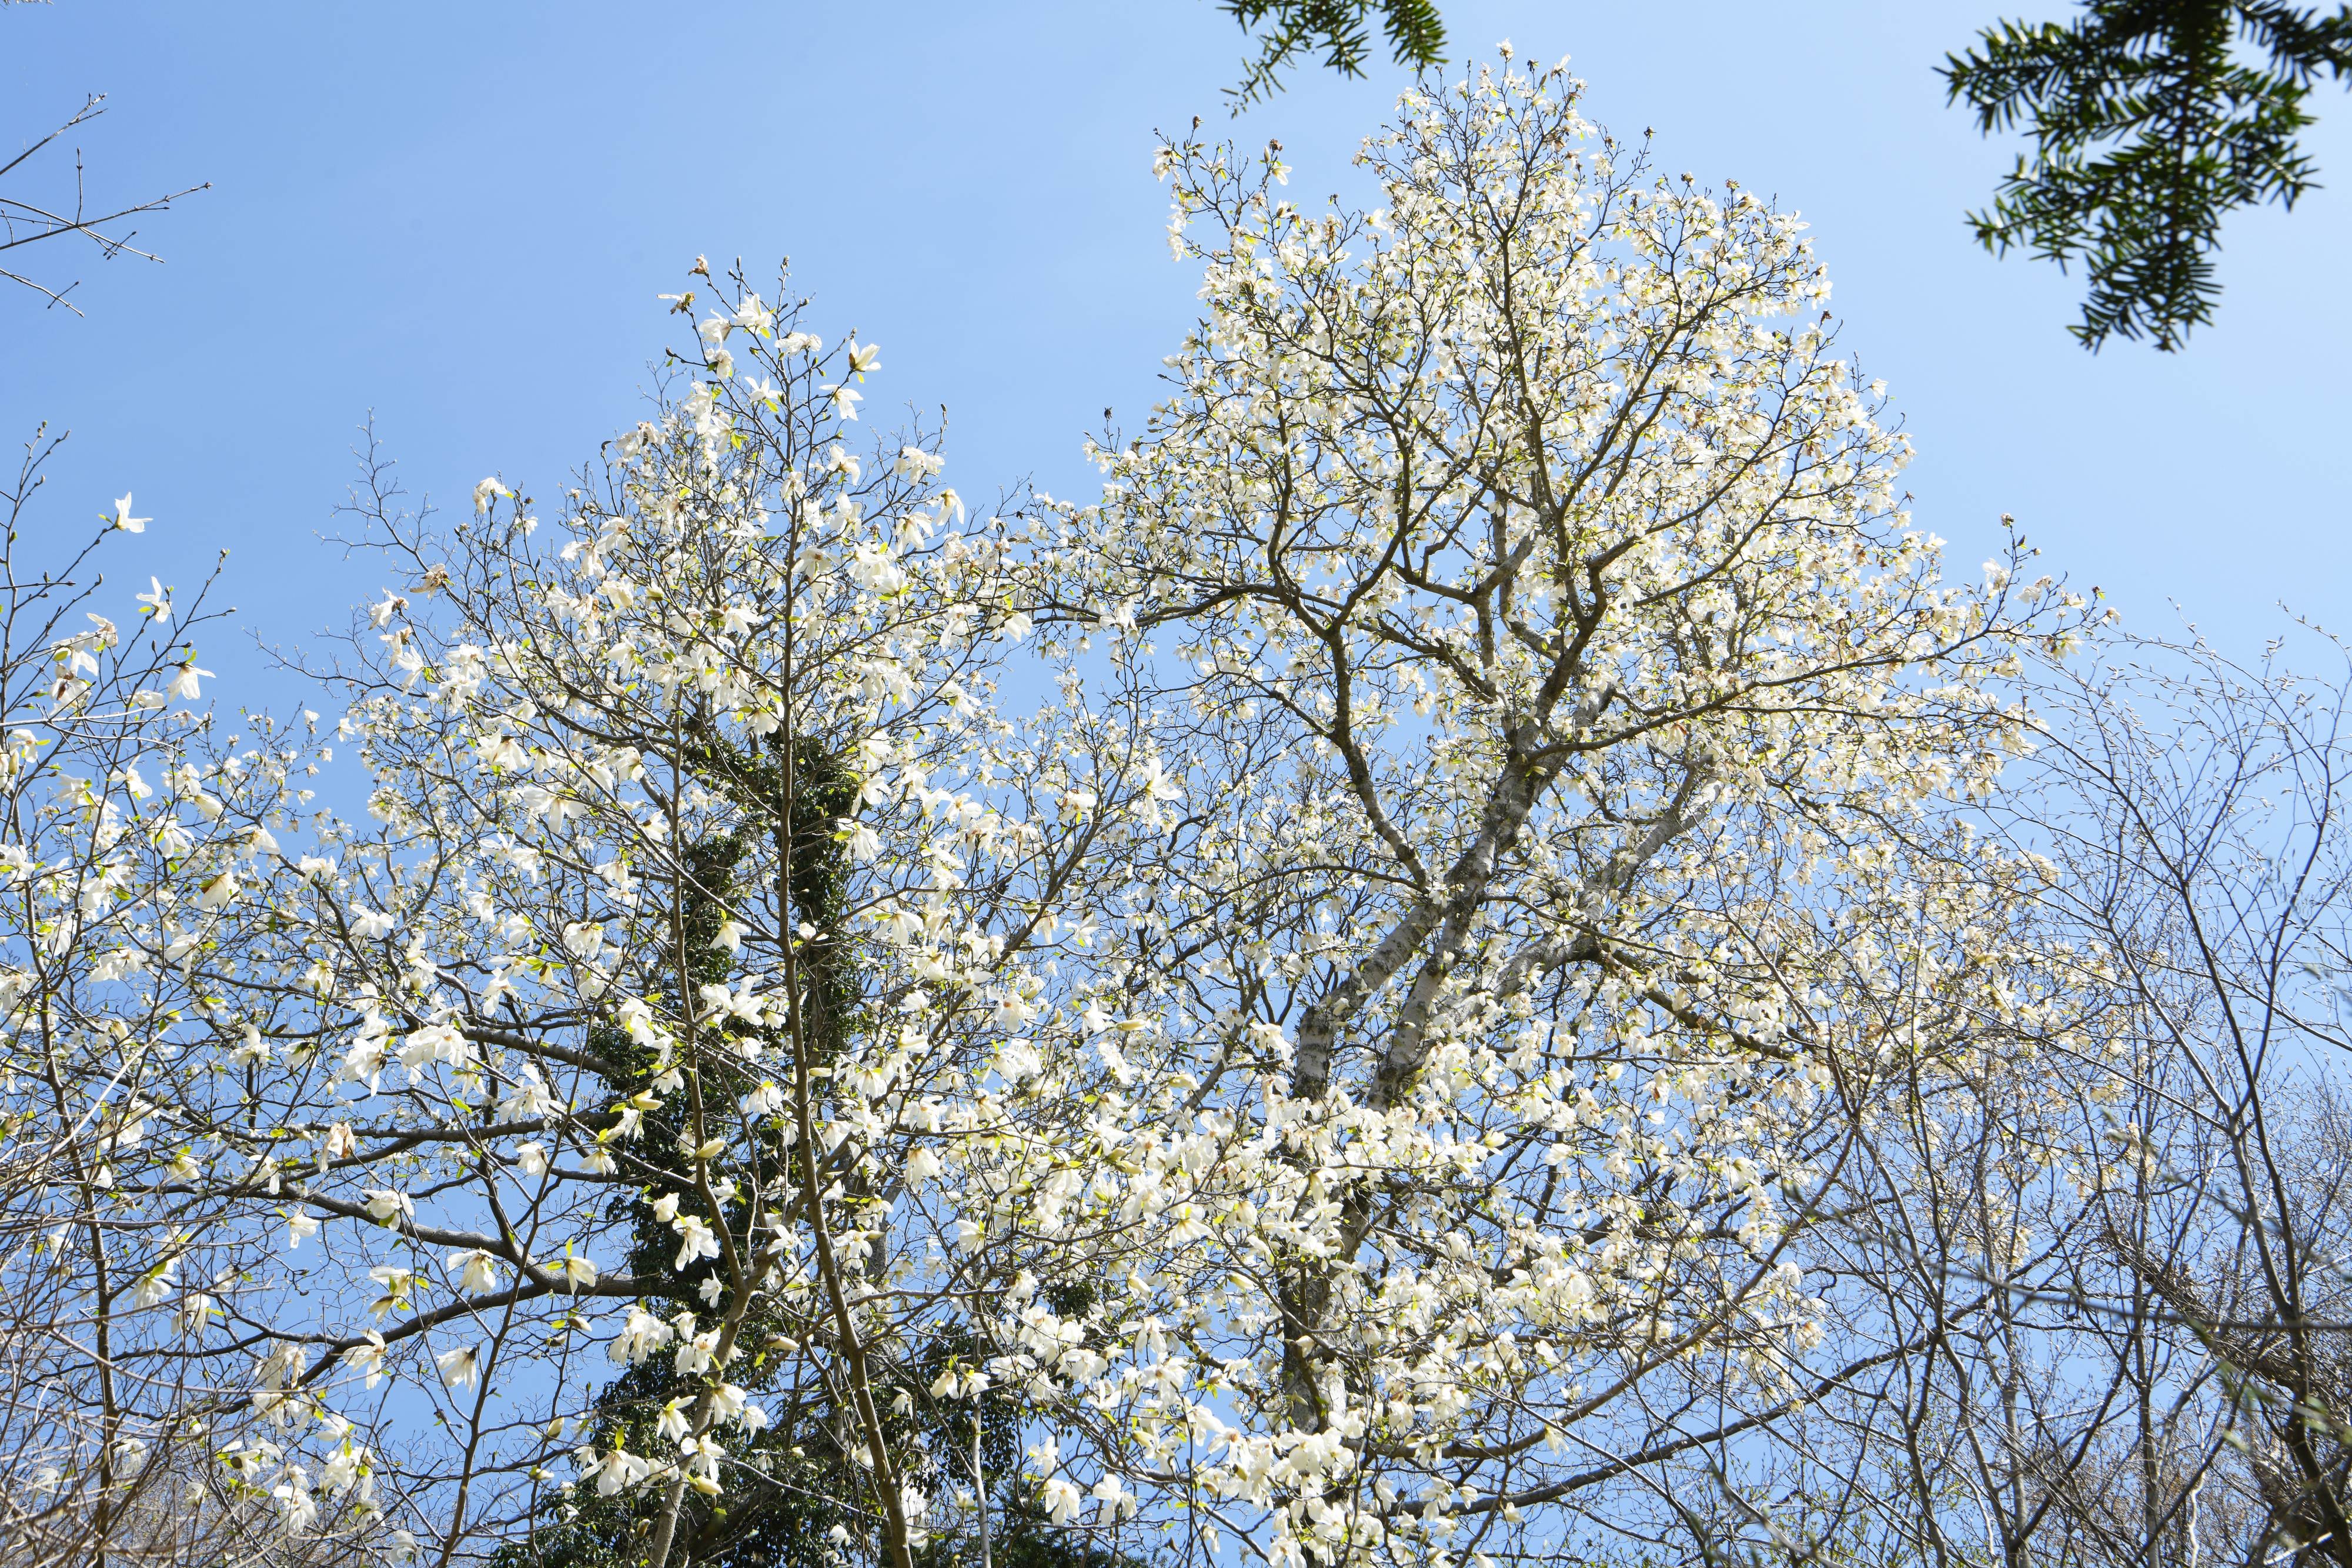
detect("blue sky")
[7,0,2347,709]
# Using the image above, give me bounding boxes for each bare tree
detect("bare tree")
[1769,633,2352,1568]
[1,93,207,313]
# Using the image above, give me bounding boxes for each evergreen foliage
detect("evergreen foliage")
[1214,0,2352,350]
[507,741,1114,1567]
[1945,1,2352,348]
[1213,0,1446,107]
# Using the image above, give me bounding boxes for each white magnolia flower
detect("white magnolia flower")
[342,1330,389,1389]
[436,1345,482,1390]
[131,1263,175,1309]
[273,1467,319,1534]
[1091,1475,1137,1522]
[609,1306,675,1366]
[362,1189,414,1224]
[671,1216,719,1271]
[447,1249,501,1294]
[673,1329,719,1376]
[320,1440,373,1500]
[593,1443,649,1496]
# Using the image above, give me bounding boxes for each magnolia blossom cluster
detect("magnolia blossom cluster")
[0,56,2120,1568]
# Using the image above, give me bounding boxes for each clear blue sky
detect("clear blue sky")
[7,1,2347,707]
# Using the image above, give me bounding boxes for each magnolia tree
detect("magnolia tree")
[120,286,1152,1568]
[983,52,2092,1568]
[2,52,2118,1568]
